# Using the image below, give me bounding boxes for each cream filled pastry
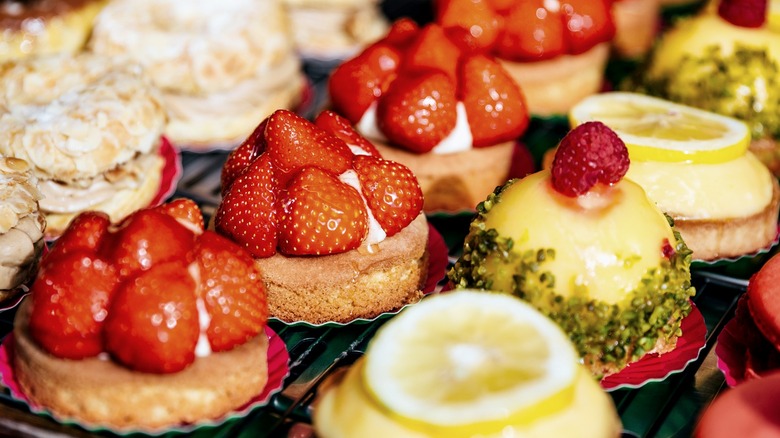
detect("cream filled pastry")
[89,0,304,148]
[0,53,166,237]
[0,157,45,301]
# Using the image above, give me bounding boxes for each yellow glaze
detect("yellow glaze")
[314,359,620,438]
[482,171,675,305]
[627,152,774,220]
[649,14,780,78]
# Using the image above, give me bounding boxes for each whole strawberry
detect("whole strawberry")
[551,121,629,197]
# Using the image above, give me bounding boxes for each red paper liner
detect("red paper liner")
[270,223,449,327]
[0,326,288,435]
[601,303,706,391]
[151,137,183,206]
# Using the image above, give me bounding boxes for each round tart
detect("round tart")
[89,0,304,149]
[612,0,660,58]
[0,52,166,237]
[215,110,429,325]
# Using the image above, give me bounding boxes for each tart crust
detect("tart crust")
[12,300,269,430]
[257,213,430,324]
[374,141,515,213]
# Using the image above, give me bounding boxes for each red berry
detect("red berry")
[551,121,629,197]
[194,231,268,352]
[215,154,278,258]
[155,198,204,234]
[49,211,110,260]
[377,70,458,153]
[402,24,462,82]
[352,155,423,236]
[314,110,381,157]
[278,167,368,256]
[747,253,780,350]
[718,0,767,28]
[458,54,529,147]
[104,259,200,374]
[436,0,502,52]
[560,0,615,55]
[28,251,118,359]
[495,0,566,61]
[221,118,267,195]
[385,18,420,47]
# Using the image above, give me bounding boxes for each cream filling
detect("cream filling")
[357,102,474,154]
[37,152,157,214]
[338,169,386,252]
[626,153,774,220]
[0,214,44,290]
[287,3,387,57]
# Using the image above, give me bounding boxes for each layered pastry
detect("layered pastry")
[434,0,615,116]
[0,157,45,302]
[0,52,166,237]
[612,0,660,58]
[449,122,695,377]
[282,0,388,59]
[13,199,270,430]
[89,0,304,149]
[329,20,530,212]
[0,0,106,62]
[215,109,428,324]
[640,0,780,174]
[314,290,622,437]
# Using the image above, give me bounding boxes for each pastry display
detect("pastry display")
[282,0,388,60]
[612,0,660,58]
[568,92,780,261]
[0,157,45,302]
[89,0,304,149]
[449,122,695,377]
[314,290,622,437]
[639,0,780,174]
[434,0,615,116]
[0,0,106,62]
[329,20,530,212]
[215,109,428,324]
[0,52,166,237]
[12,199,271,430]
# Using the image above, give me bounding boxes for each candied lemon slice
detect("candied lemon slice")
[363,290,579,437]
[570,92,750,164]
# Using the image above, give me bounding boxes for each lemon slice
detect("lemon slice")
[569,92,750,164]
[363,290,579,436]
[771,0,780,31]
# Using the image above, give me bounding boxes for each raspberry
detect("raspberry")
[551,121,629,197]
[718,0,767,28]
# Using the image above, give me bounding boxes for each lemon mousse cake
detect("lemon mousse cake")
[450,122,695,377]
[314,290,622,438]
[570,92,780,261]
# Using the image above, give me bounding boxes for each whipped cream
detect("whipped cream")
[356,101,474,154]
[194,297,212,358]
[339,169,386,252]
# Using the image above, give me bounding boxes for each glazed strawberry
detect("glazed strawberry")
[48,211,110,260]
[747,253,780,349]
[403,24,462,81]
[560,0,616,55]
[436,0,501,52]
[353,155,423,236]
[385,18,420,47]
[377,71,458,153]
[28,250,118,359]
[278,167,368,256]
[264,110,353,185]
[215,154,278,258]
[194,231,268,352]
[105,259,199,374]
[551,121,629,197]
[221,119,267,195]
[156,198,204,234]
[107,209,196,279]
[494,0,565,61]
[458,54,529,147]
[486,0,514,12]
[718,0,767,28]
[314,110,381,157]
[329,43,402,123]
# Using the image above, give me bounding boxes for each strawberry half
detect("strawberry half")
[494,0,566,61]
[353,155,423,236]
[104,259,199,374]
[436,0,502,52]
[459,54,529,147]
[194,231,268,352]
[215,154,278,258]
[560,0,615,55]
[48,211,110,261]
[278,167,368,256]
[403,24,462,82]
[156,198,205,234]
[314,110,381,157]
[221,118,267,195]
[385,18,420,47]
[28,250,118,359]
[329,42,402,124]
[377,70,458,153]
[264,110,353,185]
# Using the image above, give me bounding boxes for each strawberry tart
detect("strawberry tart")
[12,199,271,430]
[215,109,429,325]
[329,20,530,212]
[435,0,615,116]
